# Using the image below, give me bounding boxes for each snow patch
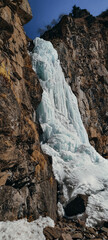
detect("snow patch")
[0,216,54,240]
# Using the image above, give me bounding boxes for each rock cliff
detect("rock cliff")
[43,9,108,158]
[0,0,57,221]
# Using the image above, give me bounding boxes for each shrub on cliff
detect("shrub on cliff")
[98,9,108,18]
[71,5,90,18]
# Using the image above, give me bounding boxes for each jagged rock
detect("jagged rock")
[60,233,72,240]
[43,12,108,158]
[101,227,108,235]
[0,0,57,221]
[18,0,32,25]
[64,194,88,217]
[85,227,97,236]
[0,6,14,40]
[91,239,102,240]
[27,36,35,52]
[0,172,12,186]
[71,232,83,239]
[0,1,4,7]
[0,38,3,46]
[84,227,97,239]
[0,185,29,221]
[43,226,62,239]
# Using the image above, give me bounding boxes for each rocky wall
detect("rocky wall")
[0,0,57,221]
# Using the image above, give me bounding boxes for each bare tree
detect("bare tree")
[38,28,46,36]
[45,25,52,30]
[58,13,65,21]
[51,19,57,26]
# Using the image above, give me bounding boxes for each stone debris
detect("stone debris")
[43,219,108,240]
[60,233,72,240]
[43,226,62,239]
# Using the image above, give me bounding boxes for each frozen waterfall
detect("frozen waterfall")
[31,38,108,227]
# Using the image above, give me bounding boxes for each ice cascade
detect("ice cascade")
[31,38,108,226]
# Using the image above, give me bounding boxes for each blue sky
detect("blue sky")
[24,0,108,39]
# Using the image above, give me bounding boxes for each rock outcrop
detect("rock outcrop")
[43,9,108,158]
[0,0,57,221]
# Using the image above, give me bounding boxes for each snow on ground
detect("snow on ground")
[0,216,54,240]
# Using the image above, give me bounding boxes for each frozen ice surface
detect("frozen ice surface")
[31,37,108,226]
[0,216,54,240]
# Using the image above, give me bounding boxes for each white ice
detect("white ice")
[31,37,108,226]
[0,216,54,240]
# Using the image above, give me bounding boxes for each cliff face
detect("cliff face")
[43,12,108,158]
[0,0,57,221]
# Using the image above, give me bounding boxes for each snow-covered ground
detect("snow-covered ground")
[31,37,108,227]
[0,216,54,240]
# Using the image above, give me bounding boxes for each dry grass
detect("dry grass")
[0,93,7,99]
[0,62,10,82]
[49,176,53,185]
[25,117,39,141]
[28,215,34,222]
[31,150,47,175]
[35,164,41,176]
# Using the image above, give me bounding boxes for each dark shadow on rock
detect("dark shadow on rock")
[64,194,88,217]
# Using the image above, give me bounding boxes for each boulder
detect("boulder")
[71,232,83,239]
[43,226,62,240]
[60,233,72,240]
[64,194,88,217]
[18,0,32,25]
